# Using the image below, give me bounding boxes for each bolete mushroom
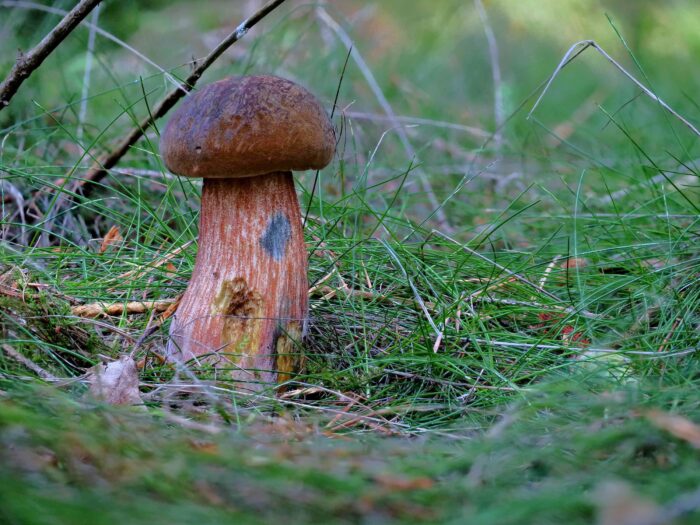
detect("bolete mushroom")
[160,75,334,390]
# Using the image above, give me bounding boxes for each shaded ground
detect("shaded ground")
[2,374,700,524]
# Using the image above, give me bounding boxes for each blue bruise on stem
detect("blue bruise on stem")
[260,212,291,261]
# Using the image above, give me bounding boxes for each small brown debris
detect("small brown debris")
[646,409,700,449]
[99,225,123,253]
[562,257,588,269]
[71,300,176,318]
[594,480,661,525]
[164,262,177,278]
[87,355,143,407]
[158,297,181,321]
[374,474,434,492]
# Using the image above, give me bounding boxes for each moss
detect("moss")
[0,292,106,376]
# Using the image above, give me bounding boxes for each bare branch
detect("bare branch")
[70,0,288,196]
[0,0,102,110]
[2,1,183,90]
[1,344,60,382]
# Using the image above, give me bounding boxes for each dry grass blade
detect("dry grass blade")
[474,0,504,150]
[315,6,449,228]
[344,111,490,139]
[528,39,700,137]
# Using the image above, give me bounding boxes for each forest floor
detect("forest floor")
[1,1,699,523]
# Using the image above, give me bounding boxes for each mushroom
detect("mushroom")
[160,75,334,390]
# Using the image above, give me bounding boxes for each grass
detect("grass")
[1,0,699,522]
[3,373,700,524]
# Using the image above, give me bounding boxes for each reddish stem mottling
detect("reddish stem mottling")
[167,172,308,390]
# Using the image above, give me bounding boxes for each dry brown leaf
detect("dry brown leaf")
[87,355,143,407]
[373,474,434,492]
[164,262,177,278]
[594,480,662,525]
[561,257,588,269]
[188,440,219,454]
[99,225,123,253]
[646,409,700,448]
[158,297,181,321]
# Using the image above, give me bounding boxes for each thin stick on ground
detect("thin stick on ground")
[71,299,177,319]
[0,0,102,110]
[66,0,288,197]
[528,40,700,137]
[1,344,59,381]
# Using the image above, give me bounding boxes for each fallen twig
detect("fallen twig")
[0,0,101,110]
[0,274,81,305]
[71,299,176,318]
[160,410,222,435]
[1,343,59,381]
[1,1,182,90]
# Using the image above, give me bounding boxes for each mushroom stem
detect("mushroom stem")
[167,172,308,390]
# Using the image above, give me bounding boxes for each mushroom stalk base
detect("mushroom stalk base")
[166,172,308,390]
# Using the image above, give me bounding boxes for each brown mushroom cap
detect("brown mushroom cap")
[160,75,335,178]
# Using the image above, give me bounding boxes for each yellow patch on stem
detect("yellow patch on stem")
[211,278,263,363]
[275,322,303,386]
